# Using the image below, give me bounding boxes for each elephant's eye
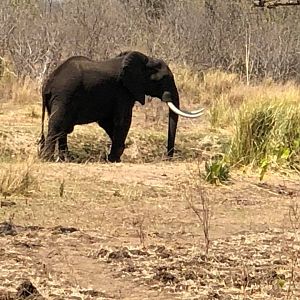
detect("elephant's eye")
[147,68,157,76]
[154,62,162,69]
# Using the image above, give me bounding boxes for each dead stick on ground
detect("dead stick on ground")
[253,0,300,8]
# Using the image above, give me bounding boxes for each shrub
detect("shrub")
[205,155,230,185]
[229,99,300,172]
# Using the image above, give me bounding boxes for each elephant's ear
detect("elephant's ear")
[120,51,148,105]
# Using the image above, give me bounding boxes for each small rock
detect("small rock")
[0,222,17,236]
[52,226,78,234]
[94,248,109,258]
[153,270,177,284]
[183,270,198,281]
[16,280,44,299]
[129,249,149,256]
[108,249,131,261]
[122,265,137,273]
[155,245,172,259]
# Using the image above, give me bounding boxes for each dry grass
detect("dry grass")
[0,76,40,105]
[0,158,38,199]
[173,69,300,173]
[0,56,39,104]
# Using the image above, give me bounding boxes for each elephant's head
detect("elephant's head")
[119,51,204,157]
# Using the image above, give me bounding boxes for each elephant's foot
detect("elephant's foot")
[58,151,72,162]
[107,154,121,163]
[39,142,56,162]
[108,145,124,163]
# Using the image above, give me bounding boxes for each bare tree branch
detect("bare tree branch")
[0,0,299,81]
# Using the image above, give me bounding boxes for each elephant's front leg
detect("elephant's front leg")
[108,110,132,163]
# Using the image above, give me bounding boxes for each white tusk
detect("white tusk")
[167,102,204,118]
[191,108,205,114]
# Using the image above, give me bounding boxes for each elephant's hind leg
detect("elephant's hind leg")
[58,134,71,162]
[42,131,59,161]
[42,107,74,161]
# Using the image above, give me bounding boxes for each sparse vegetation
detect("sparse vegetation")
[0,160,37,199]
[186,185,212,256]
[205,155,230,184]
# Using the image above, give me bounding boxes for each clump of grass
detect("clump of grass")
[231,104,276,165]
[205,155,230,185]
[0,132,16,162]
[0,161,37,198]
[204,70,239,98]
[229,99,300,173]
[209,95,235,128]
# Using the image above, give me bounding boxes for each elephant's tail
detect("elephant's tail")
[38,92,49,151]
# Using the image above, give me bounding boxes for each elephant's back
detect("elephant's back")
[43,57,89,95]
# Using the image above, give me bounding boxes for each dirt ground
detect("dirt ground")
[0,102,300,299]
[0,162,299,300]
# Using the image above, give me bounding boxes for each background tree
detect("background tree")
[0,0,299,82]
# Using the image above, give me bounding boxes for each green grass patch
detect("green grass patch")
[205,155,230,185]
[229,99,300,173]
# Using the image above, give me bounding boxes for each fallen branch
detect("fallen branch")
[253,0,300,8]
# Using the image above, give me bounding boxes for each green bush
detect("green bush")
[205,155,230,185]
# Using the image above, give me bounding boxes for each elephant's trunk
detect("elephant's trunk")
[162,88,204,157]
[162,91,179,157]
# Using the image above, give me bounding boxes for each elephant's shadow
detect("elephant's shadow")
[55,130,209,164]
[66,139,110,163]
[65,142,205,164]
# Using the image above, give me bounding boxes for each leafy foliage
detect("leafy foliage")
[205,155,230,184]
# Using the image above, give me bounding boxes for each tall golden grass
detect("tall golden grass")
[0,159,38,198]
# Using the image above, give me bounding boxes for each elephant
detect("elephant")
[39,51,203,162]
